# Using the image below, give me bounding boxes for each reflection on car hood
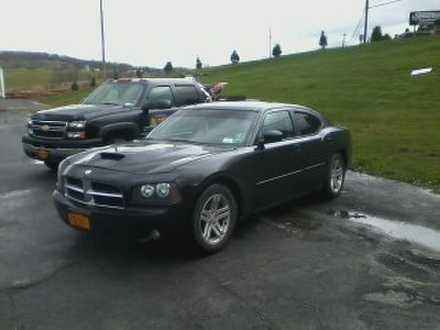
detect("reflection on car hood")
[72,141,233,174]
[32,104,129,121]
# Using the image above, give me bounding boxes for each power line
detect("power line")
[352,11,365,39]
[369,0,404,9]
[362,0,405,44]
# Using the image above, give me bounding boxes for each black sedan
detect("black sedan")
[53,101,352,253]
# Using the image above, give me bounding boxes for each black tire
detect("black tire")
[322,153,346,199]
[191,184,238,254]
[44,161,59,172]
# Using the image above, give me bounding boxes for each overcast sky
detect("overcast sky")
[1,0,438,68]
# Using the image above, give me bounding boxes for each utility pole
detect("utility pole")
[269,28,272,58]
[100,0,107,78]
[342,33,347,48]
[363,0,369,43]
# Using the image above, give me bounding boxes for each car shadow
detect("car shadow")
[69,192,331,265]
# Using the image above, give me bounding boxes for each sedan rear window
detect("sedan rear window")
[294,112,322,136]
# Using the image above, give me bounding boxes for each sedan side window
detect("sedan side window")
[262,111,294,139]
[294,112,322,136]
[146,86,174,106]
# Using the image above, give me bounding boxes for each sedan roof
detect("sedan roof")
[189,101,312,113]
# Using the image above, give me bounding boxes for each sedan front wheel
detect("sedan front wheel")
[191,184,238,253]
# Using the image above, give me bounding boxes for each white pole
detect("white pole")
[0,67,5,98]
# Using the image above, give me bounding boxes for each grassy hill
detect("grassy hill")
[202,37,440,191]
[36,37,440,191]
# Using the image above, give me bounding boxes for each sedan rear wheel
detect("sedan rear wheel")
[191,184,237,253]
[322,153,346,199]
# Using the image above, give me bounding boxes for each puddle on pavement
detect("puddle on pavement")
[329,210,440,253]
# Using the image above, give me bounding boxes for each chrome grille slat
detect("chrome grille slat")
[87,190,123,198]
[64,176,125,210]
[65,184,84,193]
[30,120,67,140]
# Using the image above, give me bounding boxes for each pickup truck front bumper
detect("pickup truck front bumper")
[22,135,105,163]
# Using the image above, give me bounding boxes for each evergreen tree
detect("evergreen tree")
[164,61,173,73]
[371,26,383,42]
[319,31,328,49]
[196,57,202,70]
[272,44,282,58]
[230,50,240,64]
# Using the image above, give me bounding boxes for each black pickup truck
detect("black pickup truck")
[22,78,210,170]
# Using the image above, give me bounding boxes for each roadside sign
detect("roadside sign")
[0,67,5,98]
[410,11,440,26]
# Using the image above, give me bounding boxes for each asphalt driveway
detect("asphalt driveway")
[1,105,439,330]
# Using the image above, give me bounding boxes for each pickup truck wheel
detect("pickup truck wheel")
[191,184,238,254]
[44,161,59,172]
[322,153,346,199]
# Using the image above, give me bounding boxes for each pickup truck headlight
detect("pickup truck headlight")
[26,118,34,135]
[67,132,86,139]
[68,121,86,129]
[56,159,70,192]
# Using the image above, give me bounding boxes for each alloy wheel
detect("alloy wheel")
[199,193,231,246]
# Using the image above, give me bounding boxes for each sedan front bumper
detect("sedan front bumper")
[52,190,188,234]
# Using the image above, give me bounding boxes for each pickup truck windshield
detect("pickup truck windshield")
[148,109,257,146]
[83,82,144,106]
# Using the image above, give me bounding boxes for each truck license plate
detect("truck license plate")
[68,213,91,231]
[38,147,49,160]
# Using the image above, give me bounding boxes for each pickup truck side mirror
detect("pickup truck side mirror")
[143,99,172,111]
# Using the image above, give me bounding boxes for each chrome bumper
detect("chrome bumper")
[23,143,86,162]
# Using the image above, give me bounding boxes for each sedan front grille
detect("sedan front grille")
[31,120,67,139]
[65,177,124,209]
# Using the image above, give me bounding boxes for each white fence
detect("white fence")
[0,67,5,98]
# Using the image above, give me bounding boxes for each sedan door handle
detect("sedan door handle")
[292,144,302,152]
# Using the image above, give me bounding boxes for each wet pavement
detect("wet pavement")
[1,107,440,329]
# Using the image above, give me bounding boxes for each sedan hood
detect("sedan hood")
[32,104,129,121]
[72,141,233,174]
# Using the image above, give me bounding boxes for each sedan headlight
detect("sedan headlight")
[140,185,155,198]
[156,183,171,198]
[134,183,180,205]
[68,121,86,129]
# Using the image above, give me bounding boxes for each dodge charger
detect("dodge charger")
[53,101,352,253]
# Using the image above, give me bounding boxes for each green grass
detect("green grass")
[34,37,440,191]
[5,68,55,90]
[38,88,92,107]
[4,68,92,91]
[201,37,440,190]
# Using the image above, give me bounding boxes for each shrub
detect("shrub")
[71,81,79,91]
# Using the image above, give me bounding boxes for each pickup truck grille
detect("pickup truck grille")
[65,177,125,210]
[30,120,67,139]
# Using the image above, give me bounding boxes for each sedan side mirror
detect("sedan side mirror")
[263,130,284,143]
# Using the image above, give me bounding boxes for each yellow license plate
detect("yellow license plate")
[68,213,91,231]
[38,147,49,160]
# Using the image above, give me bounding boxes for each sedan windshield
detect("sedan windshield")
[148,109,257,145]
[83,82,144,106]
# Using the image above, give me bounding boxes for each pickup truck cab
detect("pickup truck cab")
[22,78,210,170]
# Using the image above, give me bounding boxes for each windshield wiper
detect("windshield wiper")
[99,102,120,106]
